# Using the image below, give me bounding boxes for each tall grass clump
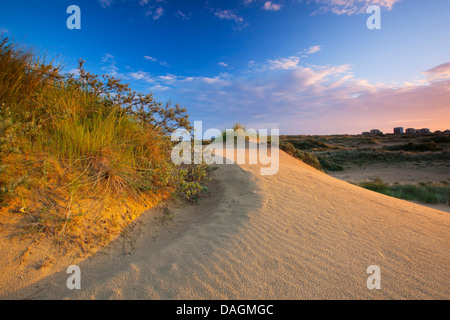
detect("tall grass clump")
[279,141,322,170]
[221,123,248,142]
[0,37,208,253]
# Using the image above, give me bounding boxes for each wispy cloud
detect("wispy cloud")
[424,62,450,82]
[129,71,154,83]
[108,40,449,134]
[175,11,190,21]
[218,62,229,67]
[214,9,246,26]
[144,55,168,67]
[149,84,171,91]
[153,7,165,20]
[263,1,282,11]
[145,7,165,20]
[311,0,402,15]
[144,56,157,62]
[98,0,114,8]
[268,56,301,70]
[135,60,449,134]
[305,45,321,54]
[100,54,123,79]
[0,27,9,34]
[261,45,321,70]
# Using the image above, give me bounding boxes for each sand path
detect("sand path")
[2,150,449,299]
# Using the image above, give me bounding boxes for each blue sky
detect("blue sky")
[1,0,449,134]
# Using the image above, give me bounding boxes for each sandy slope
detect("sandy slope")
[2,150,449,299]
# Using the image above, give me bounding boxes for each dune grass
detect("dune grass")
[358,178,450,205]
[0,37,208,253]
[279,141,322,170]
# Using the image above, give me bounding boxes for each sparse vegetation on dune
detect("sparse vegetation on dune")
[383,141,443,152]
[281,133,450,172]
[357,178,450,205]
[316,149,450,168]
[0,37,209,254]
[279,141,322,170]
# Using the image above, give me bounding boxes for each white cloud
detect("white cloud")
[214,9,245,24]
[268,56,301,70]
[254,45,323,71]
[218,62,229,67]
[143,55,168,67]
[129,71,154,83]
[311,0,401,15]
[144,56,158,62]
[305,45,321,54]
[263,1,282,11]
[159,74,177,81]
[149,84,170,91]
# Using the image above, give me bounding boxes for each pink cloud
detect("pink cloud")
[263,2,282,11]
[127,45,449,134]
[424,62,450,82]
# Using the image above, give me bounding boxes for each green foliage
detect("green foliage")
[316,149,450,167]
[317,157,344,171]
[421,135,450,144]
[383,142,443,152]
[0,107,24,202]
[280,141,322,170]
[280,136,343,171]
[289,139,336,151]
[358,178,450,205]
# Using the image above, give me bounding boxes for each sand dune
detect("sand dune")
[2,150,449,299]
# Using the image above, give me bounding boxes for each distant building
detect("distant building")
[393,127,404,134]
[362,131,370,136]
[418,128,431,134]
[370,129,382,135]
[405,128,416,134]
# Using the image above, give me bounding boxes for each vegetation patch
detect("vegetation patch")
[0,37,209,254]
[357,178,450,205]
[383,142,443,152]
[279,141,322,170]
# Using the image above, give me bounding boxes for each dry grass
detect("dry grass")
[0,37,208,257]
